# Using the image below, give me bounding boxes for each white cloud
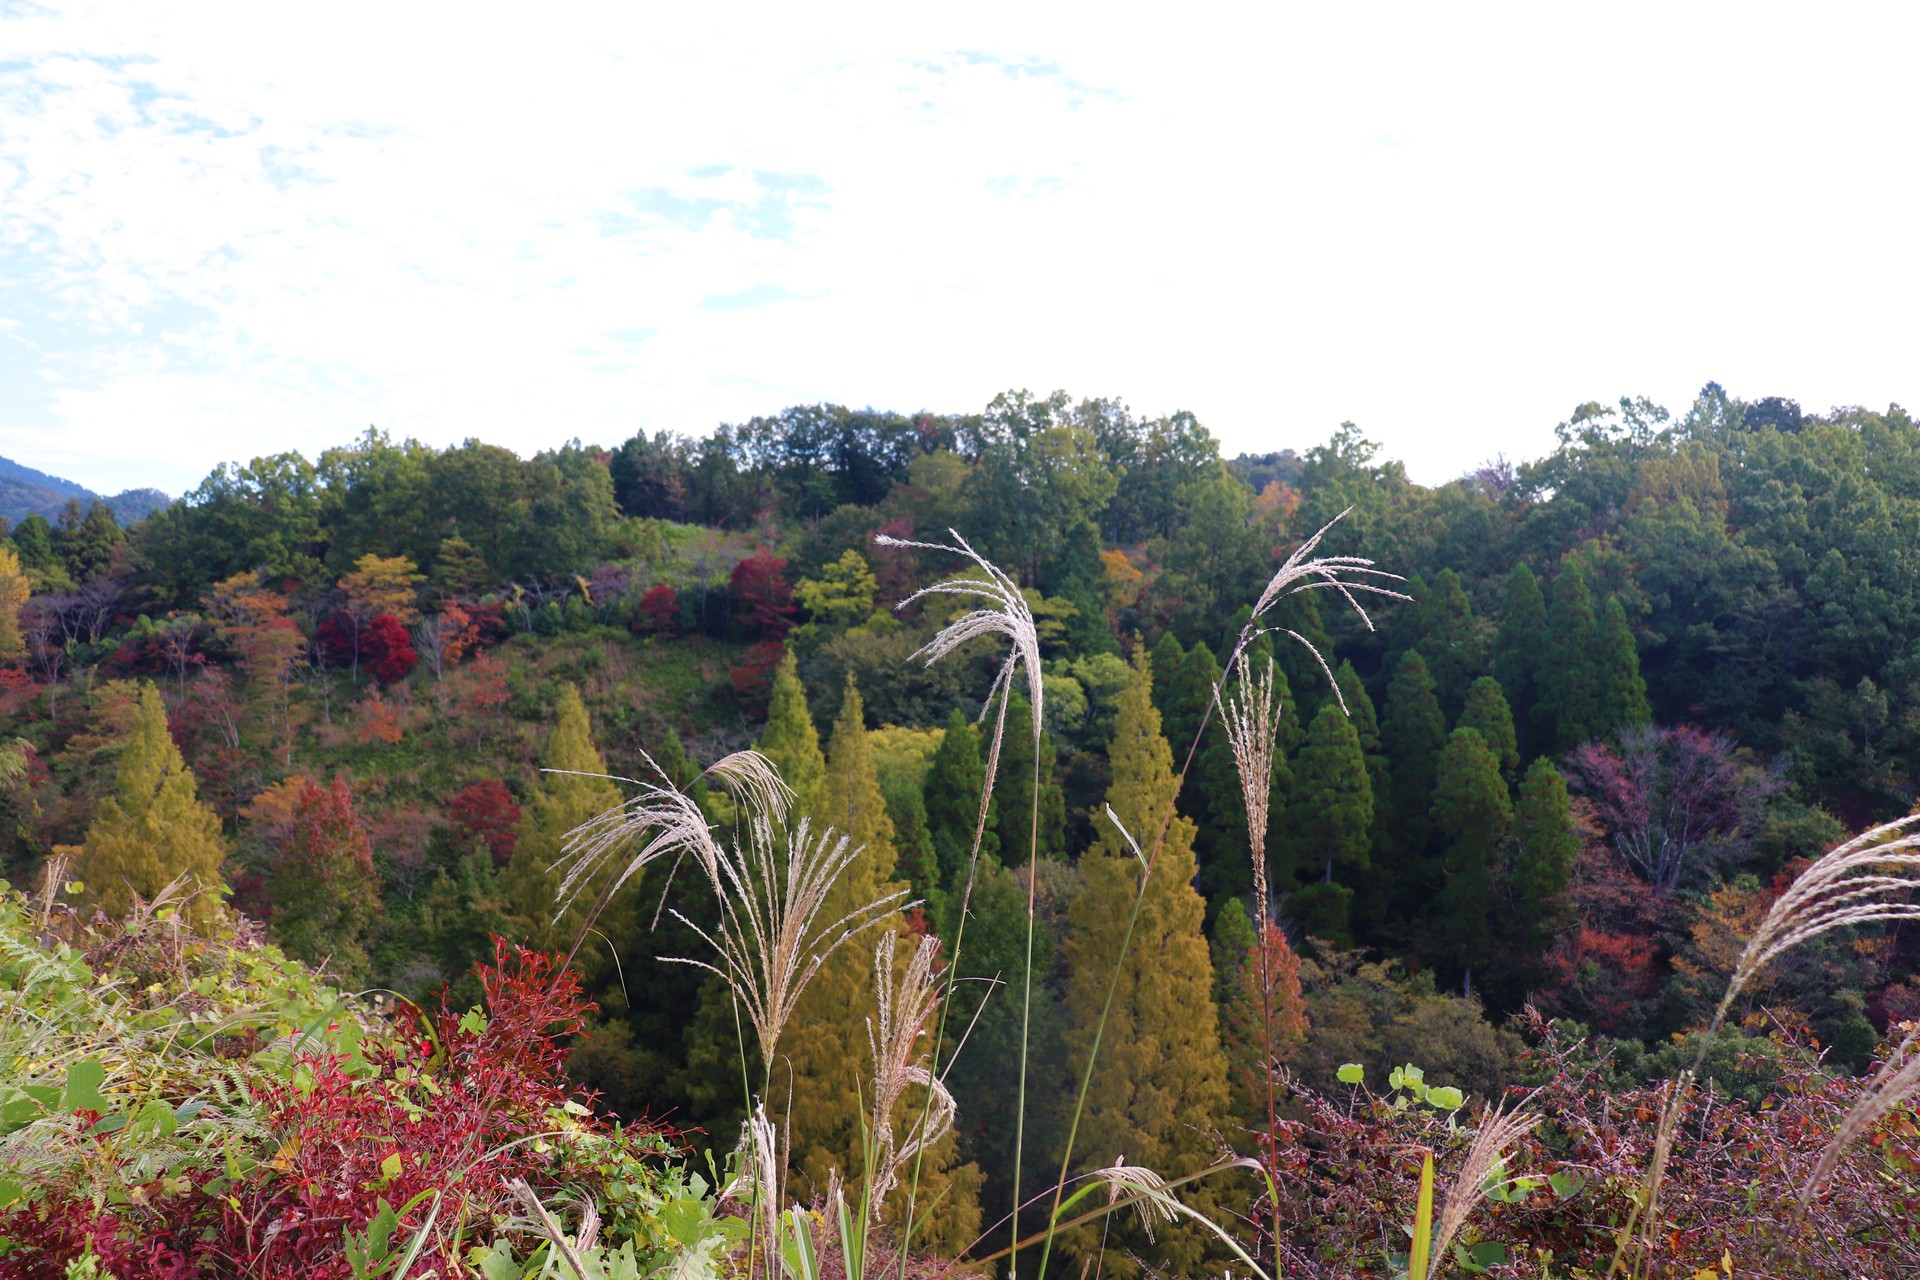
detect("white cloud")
[0,2,1916,495]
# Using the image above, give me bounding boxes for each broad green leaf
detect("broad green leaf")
[61,1059,107,1114]
[1336,1063,1365,1085]
[1427,1085,1464,1110]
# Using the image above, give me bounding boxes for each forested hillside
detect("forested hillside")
[3,382,1919,1275]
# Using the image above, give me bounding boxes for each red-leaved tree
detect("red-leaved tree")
[449,778,523,866]
[728,553,794,640]
[632,583,680,636]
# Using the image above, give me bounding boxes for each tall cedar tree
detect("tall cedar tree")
[1209,895,1257,1002]
[1596,595,1652,735]
[1336,660,1392,934]
[1509,757,1581,975]
[1219,923,1309,1124]
[1543,560,1603,752]
[501,687,629,970]
[1490,563,1548,755]
[1430,727,1511,997]
[939,855,1064,1249]
[781,675,981,1246]
[924,708,998,890]
[267,776,379,983]
[1377,650,1447,922]
[1060,649,1231,1280]
[1413,568,1483,718]
[757,650,826,818]
[1167,640,1256,915]
[73,683,228,930]
[1283,701,1373,945]
[1459,676,1521,783]
[993,691,1066,862]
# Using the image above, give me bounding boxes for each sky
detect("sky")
[2,3,1917,498]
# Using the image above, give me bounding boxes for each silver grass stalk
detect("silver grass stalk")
[1629,814,1920,1271]
[666,817,908,1078]
[1427,1104,1542,1279]
[725,1103,784,1251]
[1796,1026,1920,1223]
[1238,507,1408,712]
[543,747,792,922]
[1216,655,1281,928]
[866,931,958,1213]
[1085,1157,1273,1279]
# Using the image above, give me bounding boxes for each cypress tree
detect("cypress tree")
[74,682,227,931]
[1458,676,1520,783]
[758,650,825,817]
[994,691,1066,863]
[1416,568,1483,717]
[1282,701,1372,944]
[1382,572,1431,680]
[1209,893,1257,1002]
[1378,650,1447,904]
[1510,757,1580,972]
[783,673,978,1237]
[503,686,627,956]
[1149,631,1186,733]
[1219,923,1309,1124]
[1595,596,1652,736]
[1543,560,1603,752]
[925,709,998,889]
[1337,660,1393,936]
[1430,727,1511,998]
[1490,563,1548,756]
[1060,648,1230,1279]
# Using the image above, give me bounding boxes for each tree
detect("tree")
[73,683,227,930]
[1336,660,1391,930]
[448,778,522,866]
[993,691,1066,863]
[1542,560,1603,751]
[1509,758,1579,972]
[1377,650,1446,917]
[1596,595,1652,736]
[794,549,881,634]
[757,650,825,818]
[1283,701,1373,944]
[632,583,679,636]
[1458,676,1520,782]
[502,687,626,955]
[1430,727,1510,996]
[62,500,122,584]
[924,708,997,890]
[266,776,379,982]
[1490,563,1548,756]
[203,572,306,763]
[728,553,795,640]
[1059,647,1231,1279]
[429,534,493,600]
[1413,568,1483,716]
[0,545,29,660]
[334,554,424,683]
[1219,923,1309,1124]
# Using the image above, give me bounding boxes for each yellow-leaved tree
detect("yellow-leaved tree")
[73,682,228,930]
[1058,648,1232,1280]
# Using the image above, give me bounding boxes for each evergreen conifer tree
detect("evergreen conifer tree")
[1430,727,1511,997]
[1378,650,1447,918]
[925,709,997,888]
[502,687,628,959]
[74,682,227,930]
[1060,649,1230,1279]
[1458,676,1521,782]
[1415,568,1483,717]
[1596,595,1652,735]
[994,692,1066,863]
[1219,923,1308,1124]
[1282,701,1372,944]
[1510,757,1580,972]
[1543,560,1603,752]
[758,650,826,818]
[1149,631,1186,731]
[1490,563,1548,756]
[1209,894,1257,1002]
[1337,660,1393,935]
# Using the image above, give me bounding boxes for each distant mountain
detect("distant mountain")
[0,455,171,526]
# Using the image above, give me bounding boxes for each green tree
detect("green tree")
[1458,676,1520,783]
[73,683,227,930]
[994,691,1066,863]
[1490,563,1549,755]
[1378,650,1447,917]
[1060,648,1230,1279]
[502,687,626,955]
[1596,595,1652,735]
[1430,727,1511,996]
[757,650,826,819]
[62,500,122,583]
[1542,560,1603,751]
[1283,701,1373,944]
[1209,893,1257,1002]
[1509,758,1579,974]
[924,709,997,890]
[0,545,28,659]
[1337,660,1392,933]
[1413,568,1483,716]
